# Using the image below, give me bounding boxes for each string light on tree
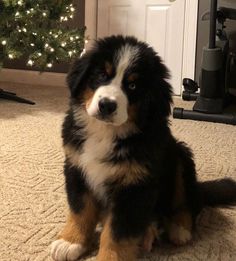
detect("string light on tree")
[27,60,34,66]
[0,0,85,70]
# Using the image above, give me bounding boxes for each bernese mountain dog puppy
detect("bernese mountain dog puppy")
[51,35,236,261]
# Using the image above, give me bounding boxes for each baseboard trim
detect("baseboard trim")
[0,69,67,87]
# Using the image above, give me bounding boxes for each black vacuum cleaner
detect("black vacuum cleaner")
[173,0,236,125]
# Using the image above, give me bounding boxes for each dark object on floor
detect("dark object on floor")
[0,88,35,105]
[173,0,236,125]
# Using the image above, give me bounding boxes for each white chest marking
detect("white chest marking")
[79,124,115,200]
[68,107,142,202]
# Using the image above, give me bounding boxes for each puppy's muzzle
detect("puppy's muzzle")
[98,98,117,117]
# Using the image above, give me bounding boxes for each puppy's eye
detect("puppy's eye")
[98,72,107,82]
[128,82,136,90]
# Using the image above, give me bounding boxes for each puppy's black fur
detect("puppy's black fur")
[58,35,236,260]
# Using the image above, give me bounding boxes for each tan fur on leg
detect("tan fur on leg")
[167,210,192,246]
[142,223,159,252]
[51,194,99,261]
[59,194,99,245]
[97,216,139,261]
[166,164,193,246]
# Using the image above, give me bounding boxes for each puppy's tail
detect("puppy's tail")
[198,178,236,208]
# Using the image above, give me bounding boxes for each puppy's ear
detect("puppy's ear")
[153,58,173,118]
[140,75,172,127]
[66,52,92,97]
[157,79,173,118]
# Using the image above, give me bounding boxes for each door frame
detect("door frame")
[182,0,199,82]
[85,0,199,93]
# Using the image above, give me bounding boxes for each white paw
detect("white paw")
[50,239,86,261]
[169,224,192,246]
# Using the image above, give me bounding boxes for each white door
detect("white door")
[97,0,186,95]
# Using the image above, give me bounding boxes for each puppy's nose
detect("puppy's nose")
[98,98,117,116]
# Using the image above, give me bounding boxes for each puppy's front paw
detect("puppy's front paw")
[50,239,86,261]
[168,224,192,246]
[142,224,159,252]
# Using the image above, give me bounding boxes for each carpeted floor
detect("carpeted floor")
[0,82,236,261]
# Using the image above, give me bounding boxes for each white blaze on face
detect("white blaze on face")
[86,44,139,126]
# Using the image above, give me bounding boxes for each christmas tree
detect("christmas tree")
[0,0,86,70]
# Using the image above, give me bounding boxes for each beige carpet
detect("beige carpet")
[0,82,236,261]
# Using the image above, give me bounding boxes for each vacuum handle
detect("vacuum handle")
[218,7,236,20]
[209,0,218,49]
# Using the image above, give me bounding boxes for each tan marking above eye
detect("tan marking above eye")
[105,61,113,76]
[127,73,139,82]
[128,104,138,122]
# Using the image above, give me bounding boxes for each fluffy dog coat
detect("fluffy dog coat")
[51,35,236,261]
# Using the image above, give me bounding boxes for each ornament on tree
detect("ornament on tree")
[0,0,86,70]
